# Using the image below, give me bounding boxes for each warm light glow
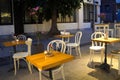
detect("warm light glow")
[44,50,48,55]
[1,12,11,17]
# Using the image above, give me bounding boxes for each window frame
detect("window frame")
[83,3,97,23]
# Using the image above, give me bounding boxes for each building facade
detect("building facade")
[101,0,116,23]
[0,0,101,35]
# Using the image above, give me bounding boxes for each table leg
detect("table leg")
[96,43,110,72]
[49,70,53,80]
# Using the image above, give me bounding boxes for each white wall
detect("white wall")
[57,23,78,30]
[0,25,14,35]
[24,20,51,33]
[24,22,78,33]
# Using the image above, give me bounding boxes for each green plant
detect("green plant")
[28,6,42,23]
[25,0,83,35]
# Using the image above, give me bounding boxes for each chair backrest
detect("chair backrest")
[17,34,27,40]
[47,40,66,53]
[25,38,32,55]
[94,24,109,33]
[75,31,82,45]
[16,35,27,52]
[114,23,120,37]
[91,32,105,47]
[60,31,71,43]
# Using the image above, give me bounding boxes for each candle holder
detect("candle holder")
[44,50,54,57]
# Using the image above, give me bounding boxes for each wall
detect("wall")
[24,20,51,33]
[0,25,14,35]
[24,22,78,33]
[0,0,101,35]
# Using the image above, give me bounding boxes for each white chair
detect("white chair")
[16,34,27,52]
[114,23,120,38]
[89,32,105,63]
[9,34,27,55]
[66,31,82,57]
[110,49,120,75]
[38,40,66,80]
[17,34,27,40]
[94,24,114,38]
[13,38,32,75]
[60,31,71,43]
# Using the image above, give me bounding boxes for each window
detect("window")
[57,12,76,23]
[24,11,42,24]
[83,3,97,22]
[0,0,12,25]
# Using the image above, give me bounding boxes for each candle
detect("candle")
[44,50,48,55]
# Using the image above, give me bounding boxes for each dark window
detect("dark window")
[0,0,12,25]
[83,3,97,22]
[57,12,76,23]
[24,11,42,24]
[105,5,111,12]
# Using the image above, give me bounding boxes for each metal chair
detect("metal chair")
[66,31,82,57]
[13,38,32,75]
[39,40,66,80]
[89,32,105,63]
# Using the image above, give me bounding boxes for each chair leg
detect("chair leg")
[13,58,17,75]
[61,66,65,80]
[39,70,42,80]
[17,59,19,70]
[118,56,120,75]
[77,46,81,57]
[110,55,113,66]
[70,47,72,55]
[67,47,70,54]
[27,61,32,74]
[75,47,78,55]
[52,71,55,80]
[89,50,94,62]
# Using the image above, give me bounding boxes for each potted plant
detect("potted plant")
[98,13,106,23]
[28,6,42,44]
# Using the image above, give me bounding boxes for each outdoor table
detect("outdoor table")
[92,37,120,72]
[26,50,74,80]
[3,40,25,72]
[3,40,25,52]
[55,34,74,43]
